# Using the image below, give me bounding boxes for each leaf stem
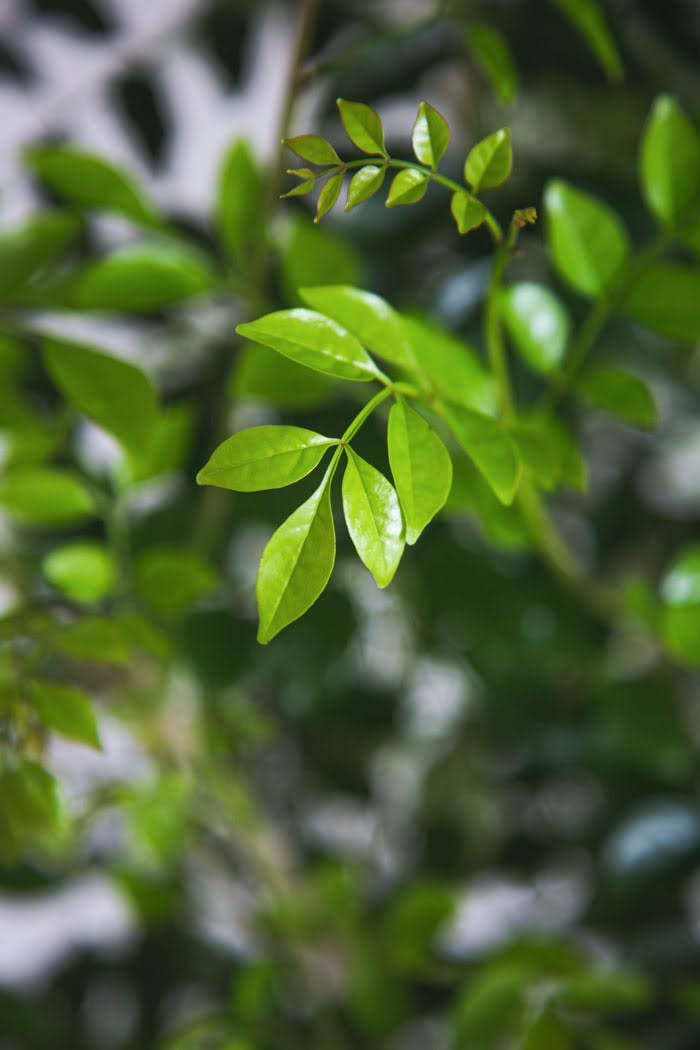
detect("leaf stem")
[485,220,518,419]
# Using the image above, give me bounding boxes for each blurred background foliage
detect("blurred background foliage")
[2,0,700,1047]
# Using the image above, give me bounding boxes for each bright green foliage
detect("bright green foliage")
[256,470,336,643]
[640,96,700,225]
[411,101,450,169]
[443,405,521,505]
[237,309,381,381]
[388,400,453,544]
[577,366,657,428]
[0,759,66,855]
[551,0,623,81]
[216,140,266,265]
[0,467,95,524]
[52,617,131,664]
[315,171,343,222]
[623,263,700,342]
[345,165,386,210]
[661,545,700,666]
[0,212,80,301]
[197,426,338,491]
[511,417,563,491]
[386,168,429,207]
[77,241,214,310]
[233,344,335,408]
[42,542,117,604]
[337,99,386,155]
[25,145,159,225]
[284,135,340,165]
[500,282,570,374]
[451,192,487,234]
[282,217,362,300]
[544,180,629,296]
[29,680,101,749]
[299,285,414,369]
[43,338,157,454]
[465,128,512,191]
[464,22,519,105]
[135,547,217,620]
[401,316,497,414]
[342,448,404,587]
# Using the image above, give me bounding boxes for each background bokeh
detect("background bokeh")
[2,1,700,1047]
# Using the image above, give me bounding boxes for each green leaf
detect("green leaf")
[24,145,159,225]
[0,212,80,301]
[451,192,487,234]
[216,139,266,266]
[499,282,570,374]
[76,241,215,311]
[342,448,404,588]
[528,415,587,491]
[640,96,700,226]
[256,469,336,643]
[0,759,66,842]
[464,22,519,105]
[412,101,450,169]
[510,417,562,491]
[386,169,429,207]
[388,400,453,544]
[552,0,623,81]
[544,179,630,297]
[282,171,315,199]
[337,99,386,156]
[559,970,651,1013]
[283,135,340,165]
[299,285,414,370]
[400,315,498,415]
[465,128,512,192]
[622,263,700,342]
[522,1010,570,1050]
[345,165,386,210]
[315,171,343,222]
[446,458,529,550]
[29,680,101,749]
[281,216,362,303]
[135,547,217,620]
[42,542,117,604]
[43,338,157,454]
[443,405,521,505]
[661,545,700,666]
[197,425,337,491]
[233,345,334,409]
[52,617,130,664]
[577,365,657,428]
[236,308,381,382]
[0,467,95,524]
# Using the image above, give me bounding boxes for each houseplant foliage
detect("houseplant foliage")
[3,0,700,1046]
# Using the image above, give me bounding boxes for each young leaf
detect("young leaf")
[499,282,570,374]
[0,212,81,302]
[337,99,386,155]
[388,400,453,544]
[640,96,700,226]
[622,263,700,342]
[197,426,338,491]
[464,22,519,105]
[43,338,157,455]
[412,101,450,169]
[299,285,414,370]
[400,315,497,415]
[0,467,95,524]
[24,145,159,225]
[283,135,340,165]
[236,309,381,382]
[442,405,521,505]
[577,366,657,428]
[135,547,217,620]
[342,448,404,588]
[282,169,315,198]
[345,165,386,210]
[256,469,336,643]
[29,680,101,749]
[451,192,487,234]
[315,171,343,222]
[76,241,215,311]
[386,169,429,207]
[216,139,266,265]
[42,542,117,604]
[552,0,623,82]
[543,179,630,297]
[465,128,512,192]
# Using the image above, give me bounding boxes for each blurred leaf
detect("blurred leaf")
[216,139,266,267]
[135,547,216,620]
[52,616,130,664]
[412,101,450,169]
[446,456,530,549]
[256,468,335,644]
[76,241,215,311]
[281,216,362,303]
[342,447,404,588]
[43,338,157,454]
[386,168,429,207]
[233,343,335,408]
[25,145,159,225]
[42,542,117,604]
[622,263,700,342]
[443,404,521,505]
[0,467,95,524]
[552,0,623,81]
[0,759,66,847]
[577,365,657,428]
[544,180,630,297]
[661,544,700,667]
[640,95,700,226]
[400,315,497,414]
[511,416,562,490]
[464,22,519,105]
[384,883,454,974]
[197,425,337,491]
[500,282,570,374]
[453,965,529,1047]
[0,212,80,301]
[29,680,100,749]
[388,399,453,544]
[522,1010,571,1050]
[465,128,512,192]
[299,284,414,369]
[559,970,651,1013]
[124,773,190,864]
[337,99,386,155]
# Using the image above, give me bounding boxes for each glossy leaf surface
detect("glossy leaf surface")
[544,179,629,297]
[197,426,337,491]
[465,128,512,191]
[411,101,450,169]
[342,448,404,587]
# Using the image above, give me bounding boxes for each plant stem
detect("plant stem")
[485,222,518,418]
